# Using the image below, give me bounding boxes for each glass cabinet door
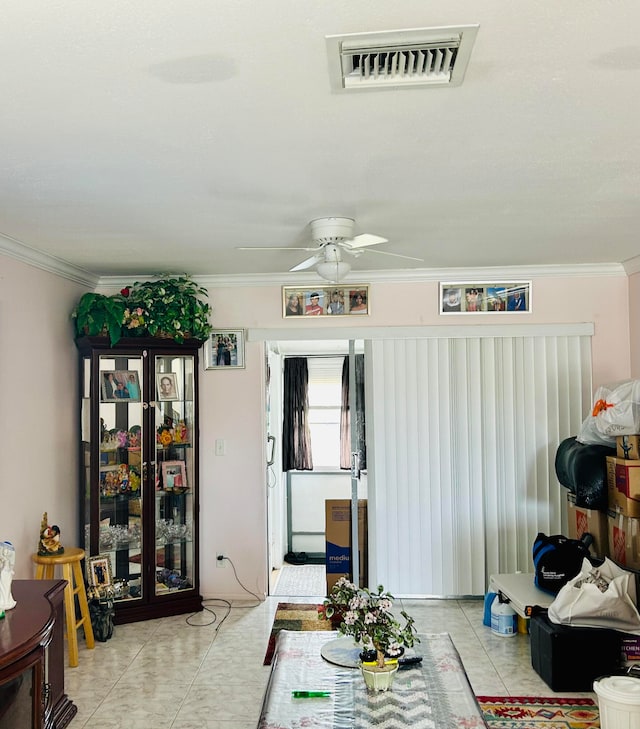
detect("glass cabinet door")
[153,354,195,596]
[82,355,144,602]
[80,337,201,620]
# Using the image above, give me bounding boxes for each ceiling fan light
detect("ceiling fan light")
[316,260,351,282]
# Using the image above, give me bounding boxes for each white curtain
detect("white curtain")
[366,332,592,596]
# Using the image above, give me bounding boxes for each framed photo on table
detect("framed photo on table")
[204,329,245,369]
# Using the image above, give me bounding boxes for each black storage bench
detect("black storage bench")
[530,613,623,691]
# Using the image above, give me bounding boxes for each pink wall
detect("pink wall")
[630,272,640,378]
[0,255,86,579]
[198,273,630,598]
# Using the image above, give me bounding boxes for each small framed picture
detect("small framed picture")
[161,460,188,492]
[86,554,113,591]
[282,285,370,317]
[156,373,179,401]
[439,281,531,314]
[101,370,141,402]
[204,329,245,370]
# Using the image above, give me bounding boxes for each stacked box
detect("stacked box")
[530,614,623,691]
[566,492,608,558]
[607,510,640,570]
[325,500,368,593]
[606,455,640,517]
[617,435,640,460]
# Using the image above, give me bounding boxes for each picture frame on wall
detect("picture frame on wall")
[204,329,245,370]
[101,370,141,402]
[440,281,531,314]
[282,285,370,317]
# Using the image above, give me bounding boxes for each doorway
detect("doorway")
[265,339,365,597]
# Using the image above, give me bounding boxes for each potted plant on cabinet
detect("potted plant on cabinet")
[72,275,213,346]
[124,275,213,343]
[323,578,419,691]
[72,292,127,346]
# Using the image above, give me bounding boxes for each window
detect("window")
[306,357,344,468]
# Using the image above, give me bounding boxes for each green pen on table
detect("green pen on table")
[292,690,331,698]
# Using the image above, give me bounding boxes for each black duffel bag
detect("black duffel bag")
[532,532,594,595]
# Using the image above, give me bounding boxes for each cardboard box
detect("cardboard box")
[606,456,640,517]
[607,510,640,569]
[325,499,367,593]
[622,637,640,663]
[617,435,640,460]
[566,492,608,558]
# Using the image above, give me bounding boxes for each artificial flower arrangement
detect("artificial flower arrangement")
[156,418,189,447]
[323,578,419,669]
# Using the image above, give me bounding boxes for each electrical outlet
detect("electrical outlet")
[216,552,226,568]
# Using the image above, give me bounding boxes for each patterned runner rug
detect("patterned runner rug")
[477,696,599,729]
[263,602,333,665]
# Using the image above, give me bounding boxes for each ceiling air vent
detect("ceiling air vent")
[326,25,479,91]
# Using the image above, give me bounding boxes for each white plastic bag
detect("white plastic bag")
[547,557,640,634]
[593,380,640,437]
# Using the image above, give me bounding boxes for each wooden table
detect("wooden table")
[258,630,487,729]
[0,580,76,728]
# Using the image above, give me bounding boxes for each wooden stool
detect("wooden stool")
[32,547,95,667]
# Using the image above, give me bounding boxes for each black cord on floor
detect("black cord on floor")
[184,555,262,629]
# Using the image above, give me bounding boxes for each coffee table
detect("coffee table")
[257,630,487,728]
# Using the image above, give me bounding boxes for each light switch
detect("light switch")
[215,439,226,456]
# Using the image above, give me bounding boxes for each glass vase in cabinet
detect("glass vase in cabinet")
[76,336,203,623]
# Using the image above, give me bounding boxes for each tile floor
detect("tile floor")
[66,569,595,728]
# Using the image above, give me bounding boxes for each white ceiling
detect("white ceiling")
[2,1,640,280]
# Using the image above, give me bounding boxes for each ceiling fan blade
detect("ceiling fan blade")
[236,246,317,251]
[363,248,424,262]
[345,233,388,249]
[290,253,322,272]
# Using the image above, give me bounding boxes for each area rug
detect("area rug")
[263,602,333,665]
[272,564,326,596]
[477,696,599,729]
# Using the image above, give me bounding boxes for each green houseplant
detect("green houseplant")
[124,275,213,344]
[72,275,213,346]
[72,292,127,346]
[323,578,419,670]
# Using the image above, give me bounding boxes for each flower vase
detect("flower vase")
[360,661,398,692]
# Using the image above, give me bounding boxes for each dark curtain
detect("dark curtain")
[282,357,313,471]
[340,354,366,470]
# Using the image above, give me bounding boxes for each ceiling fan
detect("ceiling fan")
[237,217,423,282]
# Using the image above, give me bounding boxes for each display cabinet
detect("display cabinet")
[76,336,203,623]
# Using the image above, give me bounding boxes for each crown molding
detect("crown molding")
[97,261,626,290]
[0,232,98,287]
[0,231,626,289]
[623,255,640,276]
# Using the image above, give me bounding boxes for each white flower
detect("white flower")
[344,611,357,625]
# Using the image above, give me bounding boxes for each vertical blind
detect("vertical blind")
[366,334,592,596]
